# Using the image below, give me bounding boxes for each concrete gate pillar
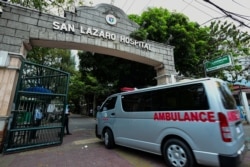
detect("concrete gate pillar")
[154,46,177,85]
[155,64,177,85]
[0,48,24,151]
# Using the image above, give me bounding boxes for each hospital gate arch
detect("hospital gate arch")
[0,2,176,152]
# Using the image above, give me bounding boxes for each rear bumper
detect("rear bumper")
[219,144,246,167]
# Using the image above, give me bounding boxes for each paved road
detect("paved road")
[0,114,249,167]
[69,115,250,167]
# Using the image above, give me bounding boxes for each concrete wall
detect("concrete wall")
[0,51,23,152]
[0,2,175,75]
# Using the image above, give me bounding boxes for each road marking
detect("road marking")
[73,138,100,145]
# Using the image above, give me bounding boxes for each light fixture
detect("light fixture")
[0,51,9,67]
[0,6,3,16]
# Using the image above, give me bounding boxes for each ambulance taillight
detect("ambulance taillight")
[218,112,232,142]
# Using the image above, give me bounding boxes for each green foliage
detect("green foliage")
[78,50,157,111]
[67,72,85,113]
[208,21,250,58]
[9,0,84,15]
[140,7,170,43]
[129,7,250,79]
[130,29,148,41]
[27,46,81,109]
[9,0,48,11]
[27,46,76,75]
[128,14,141,24]
[168,16,210,77]
[207,21,250,80]
[78,51,156,90]
[68,73,84,100]
[129,8,210,77]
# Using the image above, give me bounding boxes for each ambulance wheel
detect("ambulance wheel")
[104,128,115,149]
[163,138,195,167]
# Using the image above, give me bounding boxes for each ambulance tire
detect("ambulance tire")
[163,138,195,167]
[104,128,115,149]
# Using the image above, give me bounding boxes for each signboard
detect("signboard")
[52,21,153,51]
[205,55,233,72]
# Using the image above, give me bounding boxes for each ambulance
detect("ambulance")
[95,78,246,167]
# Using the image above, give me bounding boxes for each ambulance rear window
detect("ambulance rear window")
[216,81,237,109]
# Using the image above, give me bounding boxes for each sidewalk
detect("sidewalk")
[0,129,135,167]
[244,123,250,151]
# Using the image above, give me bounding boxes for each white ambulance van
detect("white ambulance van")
[95,78,246,167]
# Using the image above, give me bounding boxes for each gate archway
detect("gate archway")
[0,2,176,151]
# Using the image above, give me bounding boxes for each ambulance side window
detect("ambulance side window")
[179,84,209,110]
[122,83,209,112]
[101,96,117,111]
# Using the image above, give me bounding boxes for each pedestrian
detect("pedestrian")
[90,109,93,116]
[31,104,43,139]
[64,105,72,135]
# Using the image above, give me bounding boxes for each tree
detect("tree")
[27,46,76,75]
[79,51,156,89]
[27,46,81,111]
[78,51,117,113]
[78,51,157,111]
[68,72,85,114]
[206,21,250,81]
[166,13,210,77]
[128,7,250,79]
[9,0,84,16]
[129,8,170,43]
[128,8,210,77]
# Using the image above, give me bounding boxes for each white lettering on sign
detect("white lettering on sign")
[53,21,75,32]
[80,27,116,40]
[52,21,152,51]
[120,36,152,51]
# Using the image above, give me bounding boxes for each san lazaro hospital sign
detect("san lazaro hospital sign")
[52,21,152,51]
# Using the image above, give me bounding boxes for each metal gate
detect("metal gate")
[3,61,70,153]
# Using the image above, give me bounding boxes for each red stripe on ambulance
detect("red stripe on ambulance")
[154,111,216,122]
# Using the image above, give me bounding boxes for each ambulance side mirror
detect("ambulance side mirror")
[97,106,101,112]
